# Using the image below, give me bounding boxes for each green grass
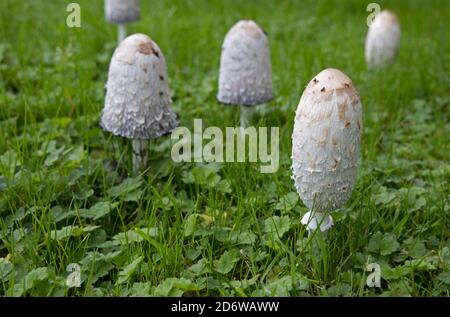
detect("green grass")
[0,0,449,297]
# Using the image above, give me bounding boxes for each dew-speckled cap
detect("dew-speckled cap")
[105,0,140,24]
[100,33,178,140]
[217,20,273,106]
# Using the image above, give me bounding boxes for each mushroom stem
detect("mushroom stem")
[118,24,127,44]
[240,105,255,128]
[132,139,149,174]
[301,211,334,236]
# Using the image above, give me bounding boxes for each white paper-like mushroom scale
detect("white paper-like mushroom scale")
[292,68,362,214]
[105,0,140,24]
[101,34,178,140]
[365,10,401,69]
[218,20,273,106]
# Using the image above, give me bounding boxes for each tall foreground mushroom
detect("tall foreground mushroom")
[365,10,401,70]
[100,33,178,173]
[217,20,273,128]
[292,68,362,233]
[105,0,140,44]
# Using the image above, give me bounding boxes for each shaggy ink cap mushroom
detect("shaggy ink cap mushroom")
[217,20,273,106]
[292,68,362,232]
[101,33,178,140]
[365,10,401,69]
[105,0,140,24]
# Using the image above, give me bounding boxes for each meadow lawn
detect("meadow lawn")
[0,0,449,296]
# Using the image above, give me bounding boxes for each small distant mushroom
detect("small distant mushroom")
[291,68,362,233]
[105,0,140,44]
[365,10,401,70]
[100,33,178,174]
[217,20,273,128]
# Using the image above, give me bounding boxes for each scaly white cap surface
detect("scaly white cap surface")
[101,33,178,140]
[105,0,140,24]
[218,20,273,106]
[292,68,362,232]
[365,10,401,69]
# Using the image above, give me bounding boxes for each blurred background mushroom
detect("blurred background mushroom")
[292,68,362,235]
[365,10,401,70]
[105,0,141,44]
[100,33,178,174]
[217,20,273,128]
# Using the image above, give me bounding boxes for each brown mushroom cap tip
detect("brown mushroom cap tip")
[305,68,355,94]
[234,20,265,39]
[114,33,160,65]
[377,10,400,25]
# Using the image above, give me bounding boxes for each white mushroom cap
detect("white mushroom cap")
[105,0,140,24]
[365,10,401,69]
[101,33,178,140]
[292,68,362,231]
[217,20,273,106]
